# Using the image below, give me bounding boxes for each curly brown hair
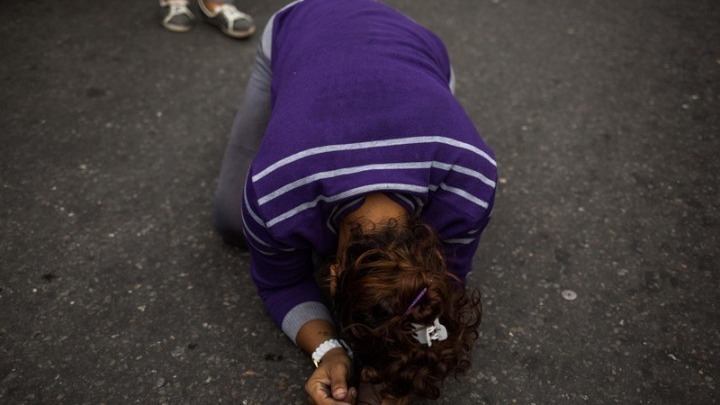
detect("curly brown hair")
[330,217,483,402]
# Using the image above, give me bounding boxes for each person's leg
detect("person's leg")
[213,2,307,246]
[213,30,273,247]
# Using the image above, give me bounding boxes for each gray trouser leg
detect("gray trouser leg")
[213,3,302,247]
[213,44,272,246]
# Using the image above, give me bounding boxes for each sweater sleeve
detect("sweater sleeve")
[242,180,334,344]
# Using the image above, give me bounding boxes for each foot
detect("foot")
[159,0,195,32]
[197,0,255,39]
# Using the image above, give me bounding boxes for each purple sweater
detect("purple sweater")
[242,0,497,342]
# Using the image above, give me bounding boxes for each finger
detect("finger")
[329,363,350,400]
[307,379,336,405]
[309,390,352,405]
[347,387,357,404]
[307,391,334,404]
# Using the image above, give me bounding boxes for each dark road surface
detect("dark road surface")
[1,0,719,403]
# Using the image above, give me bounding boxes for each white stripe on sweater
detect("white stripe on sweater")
[266,183,430,228]
[252,136,497,182]
[257,161,495,206]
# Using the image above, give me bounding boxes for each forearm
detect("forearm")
[300,319,356,404]
[296,319,338,355]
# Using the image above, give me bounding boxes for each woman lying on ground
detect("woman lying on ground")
[213,0,497,403]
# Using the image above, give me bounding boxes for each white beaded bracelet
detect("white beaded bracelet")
[311,339,352,367]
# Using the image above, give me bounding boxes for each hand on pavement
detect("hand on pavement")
[305,348,356,405]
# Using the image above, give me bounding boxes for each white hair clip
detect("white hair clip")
[411,317,448,347]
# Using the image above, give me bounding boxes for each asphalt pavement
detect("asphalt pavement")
[1,0,719,403]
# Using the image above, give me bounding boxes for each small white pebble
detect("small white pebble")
[79,164,87,171]
[561,290,578,301]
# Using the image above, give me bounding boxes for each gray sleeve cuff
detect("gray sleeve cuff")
[281,301,334,344]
